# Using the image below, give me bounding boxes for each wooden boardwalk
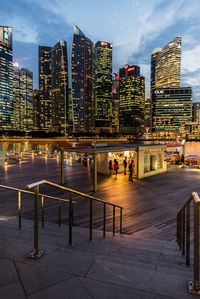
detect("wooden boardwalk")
[0,156,199,241]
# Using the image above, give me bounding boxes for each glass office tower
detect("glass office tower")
[152,87,192,132]
[119,64,145,135]
[151,37,181,91]
[51,40,68,134]
[0,26,13,130]
[95,41,112,133]
[13,65,33,131]
[71,25,94,133]
[39,46,52,131]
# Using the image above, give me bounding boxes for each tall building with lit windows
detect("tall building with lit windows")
[71,25,94,132]
[0,26,13,130]
[193,102,200,123]
[94,41,112,133]
[39,46,52,131]
[119,64,145,135]
[13,65,33,131]
[51,40,68,134]
[152,87,192,132]
[151,37,181,91]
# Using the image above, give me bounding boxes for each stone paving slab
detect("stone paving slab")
[0,281,26,299]
[86,260,194,299]
[28,277,92,299]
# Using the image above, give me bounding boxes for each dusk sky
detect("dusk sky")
[1,0,200,101]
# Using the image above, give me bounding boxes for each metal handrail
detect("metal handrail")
[176,191,200,295]
[26,180,123,254]
[0,184,76,204]
[26,180,123,209]
[0,183,77,259]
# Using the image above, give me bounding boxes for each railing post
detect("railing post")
[120,208,123,234]
[41,196,44,228]
[181,208,185,256]
[18,191,21,229]
[186,203,190,267]
[69,192,72,246]
[58,200,61,227]
[28,185,44,259]
[193,202,200,290]
[113,206,115,236]
[103,203,106,238]
[60,147,64,186]
[90,199,93,241]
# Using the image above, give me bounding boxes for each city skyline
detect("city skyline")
[1,0,200,101]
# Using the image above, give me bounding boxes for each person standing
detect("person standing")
[113,159,119,178]
[129,161,133,182]
[108,160,113,175]
[123,157,128,175]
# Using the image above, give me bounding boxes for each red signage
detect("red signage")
[101,42,109,47]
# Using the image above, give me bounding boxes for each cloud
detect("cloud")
[2,15,38,44]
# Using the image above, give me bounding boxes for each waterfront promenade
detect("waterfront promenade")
[0,155,199,240]
[0,155,200,298]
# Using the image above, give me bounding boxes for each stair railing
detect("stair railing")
[0,184,76,259]
[26,180,123,246]
[176,191,200,295]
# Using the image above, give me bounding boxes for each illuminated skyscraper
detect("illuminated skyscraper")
[151,37,181,91]
[112,74,120,133]
[39,46,52,131]
[95,41,112,133]
[71,25,94,132]
[119,64,145,135]
[13,65,33,131]
[193,102,200,123]
[0,26,13,129]
[51,40,68,134]
[152,87,192,133]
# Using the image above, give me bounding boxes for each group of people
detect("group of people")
[108,157,135,181]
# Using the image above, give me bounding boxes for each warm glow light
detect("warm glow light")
[13,62,19,67]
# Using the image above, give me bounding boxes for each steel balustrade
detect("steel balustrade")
[176,192,200,295]
[0,180,123,259]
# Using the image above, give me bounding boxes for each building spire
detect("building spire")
[73,25,85,37]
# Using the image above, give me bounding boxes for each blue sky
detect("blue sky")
[1,0,200,101]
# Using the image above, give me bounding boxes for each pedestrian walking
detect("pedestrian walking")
[108,160,113,175]
[129,161,133,182]
[113,159,119,178]
[123,157,128,175]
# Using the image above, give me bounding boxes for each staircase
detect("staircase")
[0,217,195,299]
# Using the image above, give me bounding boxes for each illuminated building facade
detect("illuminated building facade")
[51,40,68,134]
[39,46,52,131]
[152,87,192,132]
[144,98,152,132]
[119,64,145,135]
[71,25,94,132]
[151,37,181,91]
[13,65,33,131]
[95,41,112,133]
[193,102,200,123]
[112,74,120,133]
[33,89,40,130]
[0,26,13,129]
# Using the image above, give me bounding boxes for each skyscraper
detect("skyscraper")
[38,46,52,131]
[0,26,13,130]
[95,41,112,133]
[112,74,120,133]
[152,87,192,133]
[151,37,181,91]
[71,25,94,133]
[151,37,192,133]
[119,64,145,135]
[193,102,200,123]
[51,40,68,134]
[13,65,33,131]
